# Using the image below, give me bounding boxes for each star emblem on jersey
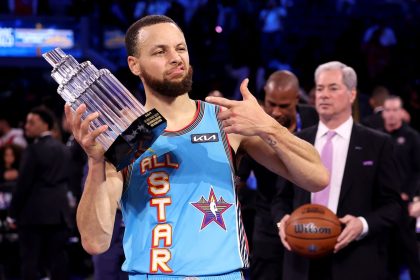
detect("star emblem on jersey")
[191,187,233,230]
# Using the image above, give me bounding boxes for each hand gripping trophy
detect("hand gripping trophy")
[43,48,166,170]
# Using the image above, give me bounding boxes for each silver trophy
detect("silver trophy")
[43,48,166,170]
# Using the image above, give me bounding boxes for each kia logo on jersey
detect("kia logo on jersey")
[191,133,219,143]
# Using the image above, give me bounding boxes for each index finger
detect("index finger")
[205,96,237,109]
[74,103,88,128]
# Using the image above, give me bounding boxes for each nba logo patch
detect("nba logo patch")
[190,186,232,230]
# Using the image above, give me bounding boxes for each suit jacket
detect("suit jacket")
[10,135,71,227]
[361,110,384,130]
[297,104,319,131]
[272,123,402,280]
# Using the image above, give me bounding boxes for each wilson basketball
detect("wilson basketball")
[285,203,342,258]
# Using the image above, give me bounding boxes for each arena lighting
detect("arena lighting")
[215,25,223,33]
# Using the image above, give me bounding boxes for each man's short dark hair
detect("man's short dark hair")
[30,106,55,130]
[385,95,403,107]
[125,15,179,57]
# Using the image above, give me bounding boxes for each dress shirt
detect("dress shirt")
[312,117,368,237]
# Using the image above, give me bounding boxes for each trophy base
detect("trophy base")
[104,109,166,171]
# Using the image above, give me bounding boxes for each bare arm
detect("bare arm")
[205,79,328,192]
[65,104,123,255]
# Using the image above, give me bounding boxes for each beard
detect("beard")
[142,66,193,98]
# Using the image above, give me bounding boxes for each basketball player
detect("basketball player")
[65,15,328,279]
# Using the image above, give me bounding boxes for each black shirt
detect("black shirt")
[383,123,420,198]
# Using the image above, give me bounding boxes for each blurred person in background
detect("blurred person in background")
[381,95,420,280]
[406,82,420,132]
[61,115,87,204]
[0,144,23,210]
[258,0,287,70]
[0,114,27,149]
[8,106,71,280]
[382,96,420,202]
[361,85,390,130]
[0,143,23,279]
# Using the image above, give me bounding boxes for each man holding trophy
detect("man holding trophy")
[62,15,328,279]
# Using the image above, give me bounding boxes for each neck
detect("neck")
[38,131,52,138]
[144,92,197,131]
[320,114,351,130]
[385,122,402,132]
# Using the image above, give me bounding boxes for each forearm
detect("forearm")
[259,123,328,192]
[204,82,328,191]
[76,159,121,254]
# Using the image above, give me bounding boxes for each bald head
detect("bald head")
[264,70,300,131]
[265,70,300,96]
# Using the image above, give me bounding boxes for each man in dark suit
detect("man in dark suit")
[382,95,420,279]
[9,106,71,280]
[361,86,390,130]
[238,70,319,280]
[276,61,402,280]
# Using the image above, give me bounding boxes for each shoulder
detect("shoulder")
[200,100,219,111]
[354,123,389,139]
[200,100,243,151]
[297,104,316,113]
[297,105,319,127]
[353,124,394,153]
[297,104,317,119]
[43,137,69,154]
[198,100,223,120]
[402,124,420,138]
[295,124,318,139]
[43,135,65,146]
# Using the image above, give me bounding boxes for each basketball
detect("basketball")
[285,203,342,258]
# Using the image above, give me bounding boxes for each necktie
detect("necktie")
[313,131,336,206]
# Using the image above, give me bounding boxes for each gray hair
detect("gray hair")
[314,61,357,90]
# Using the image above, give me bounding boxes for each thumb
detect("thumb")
[339,215,351,224]
[239,78,254,101]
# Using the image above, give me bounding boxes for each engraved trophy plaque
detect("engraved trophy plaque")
[43,48,166,170]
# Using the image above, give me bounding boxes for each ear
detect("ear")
[368,97,375,108]
[350,88,357,104]
[127,56,141,76]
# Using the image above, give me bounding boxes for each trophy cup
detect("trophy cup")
[43,48,166,170]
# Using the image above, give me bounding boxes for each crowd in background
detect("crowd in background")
[0,0,420,279]
[0,0,419,130]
